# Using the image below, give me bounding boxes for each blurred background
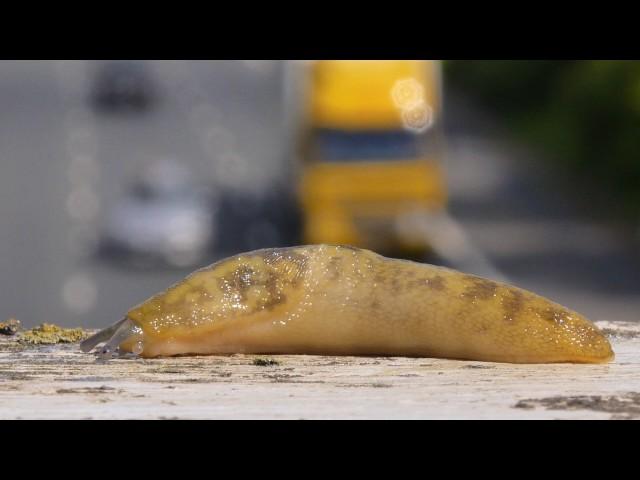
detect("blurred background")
[1,60,639,329]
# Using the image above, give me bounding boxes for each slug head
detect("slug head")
[82,248,311,358]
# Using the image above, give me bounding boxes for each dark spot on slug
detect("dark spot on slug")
[217,264,289,312]
[260,272,287,310]
[218,265,256,301]
[462,277,498,301]
[501,289,525,322]
[261,294,287,310]
[536,306,571,325]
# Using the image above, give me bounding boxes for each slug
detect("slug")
[81,245,614,363]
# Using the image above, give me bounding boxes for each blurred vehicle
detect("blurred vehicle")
[98,160,215,268]
[91,61,155,111]
[290,60,448,255]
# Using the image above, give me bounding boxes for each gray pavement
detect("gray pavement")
[1,60,287,328]
[0,61,637,329]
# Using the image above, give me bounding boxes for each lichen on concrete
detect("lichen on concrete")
[18,323,88,345]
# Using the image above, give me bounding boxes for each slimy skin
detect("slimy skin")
[81,245,614,363]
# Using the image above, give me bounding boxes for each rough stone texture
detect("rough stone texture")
[0,321,638,419]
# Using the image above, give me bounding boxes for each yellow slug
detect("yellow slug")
[81,245,614,363]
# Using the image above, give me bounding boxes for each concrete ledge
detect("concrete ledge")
[1,321,638,419]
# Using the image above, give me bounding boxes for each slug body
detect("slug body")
[82,245,614,363]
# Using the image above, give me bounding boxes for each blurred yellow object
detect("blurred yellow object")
[309,60,439,130]
[292,60,447,253]
[300,158,446,251]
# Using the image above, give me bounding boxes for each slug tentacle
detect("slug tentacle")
[81,317,144,359]
[80,317,127,353]
[82,245,614,364]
